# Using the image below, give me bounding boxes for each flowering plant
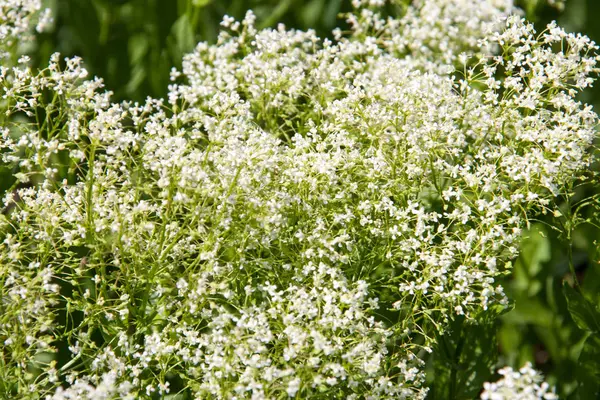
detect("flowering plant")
[0,0,597,399]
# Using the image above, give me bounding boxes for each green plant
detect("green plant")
[1,1,598,399]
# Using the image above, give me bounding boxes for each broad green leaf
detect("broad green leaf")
[129,34,149,66]
[563,282,600,333]
[498,323,522,361]
[165,394,189,400]
[192,0,212,7]
[428,318,498,399]
[171,14,195,55]
[516,224,551,278]
[258,0,295,29]
[582,262,600,305]
[323,0,343,27]
[573,334,600,400]
[579,334,600,379]
[300,0,324,27]
[474,302,514,324]
[125,64,147,95]
[522,0,541,19]
[502,297,554,327]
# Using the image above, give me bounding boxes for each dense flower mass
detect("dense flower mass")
[481,363,557,400]
[0,0,51,61]
[0,0,595,398]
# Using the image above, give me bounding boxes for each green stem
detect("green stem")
[85,142,96,241]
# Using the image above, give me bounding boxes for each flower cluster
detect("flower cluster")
[481,363,558,400]
[0,0,51,61]
[0,0,597,398]
[374,0,516,73]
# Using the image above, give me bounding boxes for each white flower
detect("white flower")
[481,363,558,400]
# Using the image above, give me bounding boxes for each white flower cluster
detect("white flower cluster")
[0,0,52,61]
[0,0,596,398]
[376,0,516,73]
[481,363,558,400]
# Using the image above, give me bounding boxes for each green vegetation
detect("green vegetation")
[2,0,600,398]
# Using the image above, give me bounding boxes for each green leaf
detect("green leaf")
[300,0,324,27]
[171,14,195,55]
[125,64,147,95]
[516,225,551,278]
[323,0,343,27]
[582,262,600,305]
[128,34,149,66]
[573,334,600,400]
[165,394,189,400]
[428,318,498,399]
[563,282,600,333]
[502,296,554,327]
[192,0,211,6]
[474,302,514,324]
[522,0,541,19]
[580,334,600,379]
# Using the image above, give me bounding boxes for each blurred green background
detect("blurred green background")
[16,0,600,398]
